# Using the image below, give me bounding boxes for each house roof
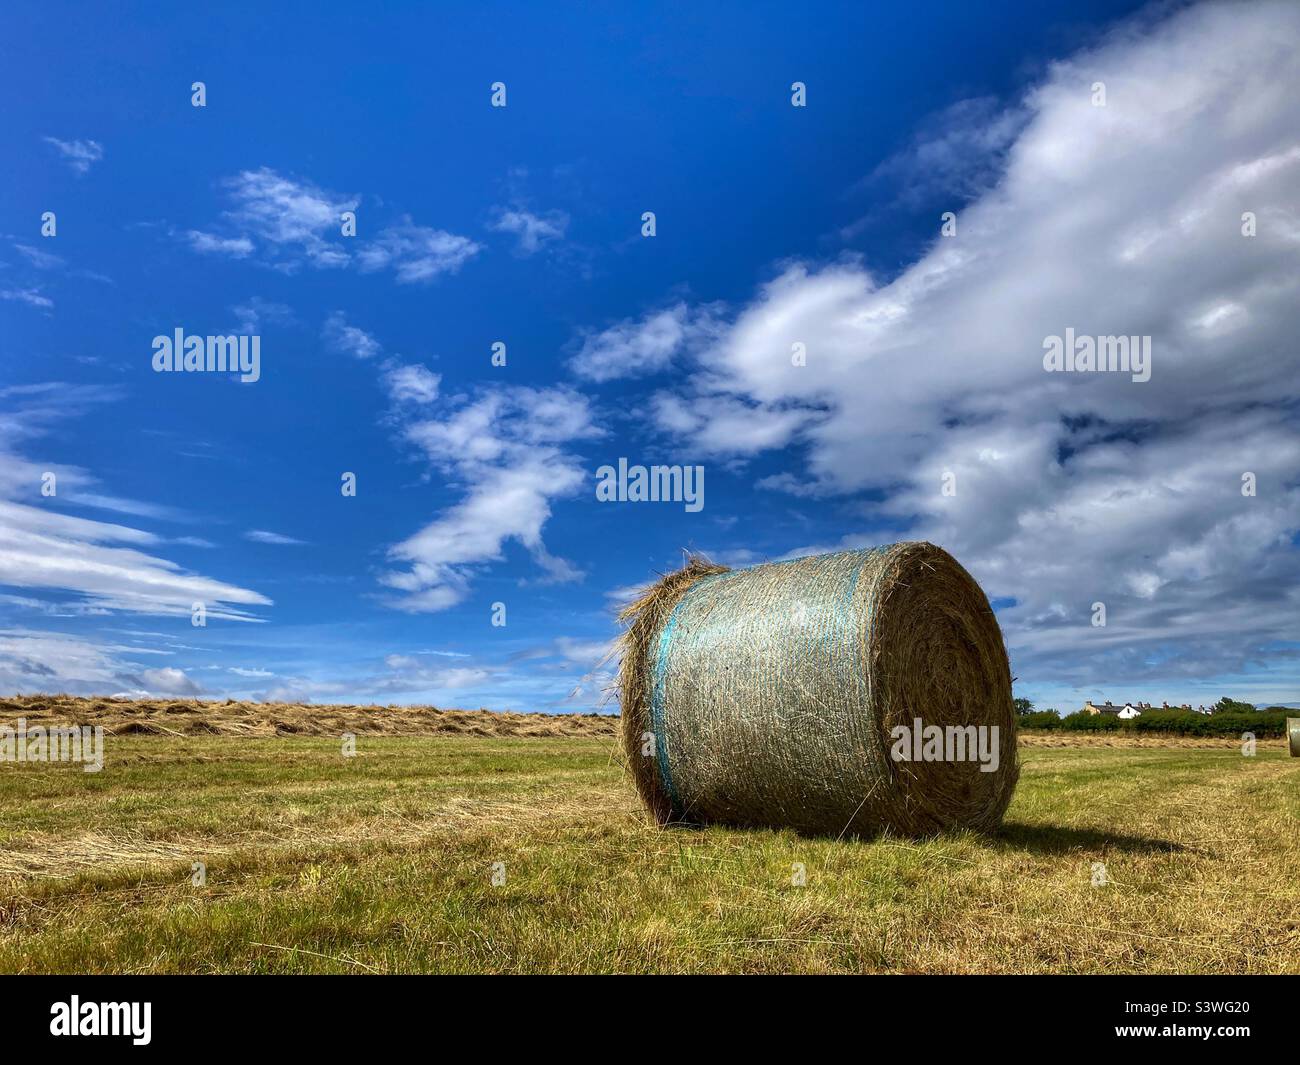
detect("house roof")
[1085,699,1139,713]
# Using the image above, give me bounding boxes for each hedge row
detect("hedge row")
[1020,709,1292,737]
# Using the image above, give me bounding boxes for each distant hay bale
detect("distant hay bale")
[617,543,1019,837]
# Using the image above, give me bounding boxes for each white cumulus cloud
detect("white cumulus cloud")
[634,0,1300,698]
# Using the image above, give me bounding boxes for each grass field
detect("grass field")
[3,720,1299,973]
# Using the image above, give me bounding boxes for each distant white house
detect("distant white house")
[1081,699,1203,718]
[1082,699,1141,718]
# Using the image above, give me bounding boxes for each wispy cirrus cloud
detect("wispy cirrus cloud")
[244,529,308,545]
[568,302,722,382]
[185,230,254,258]
[43,136,103,174]
[321,311,383,359]
[840,95,1027,239]
[183,168,481,281]
[0,385,270,621]
[0,287,53,310]
[0,500,270,621]
[489,206,568,255]
[230,296,295,334]
[356,216,482,282]
[12,243,65,270]
[376,653,491,692]
[223,168,355,269]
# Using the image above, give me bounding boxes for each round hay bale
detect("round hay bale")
[1288,717,1300,757]
[617,542,1018,837]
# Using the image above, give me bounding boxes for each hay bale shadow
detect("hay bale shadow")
[652,817,1186,856]
[995,822,1186,855]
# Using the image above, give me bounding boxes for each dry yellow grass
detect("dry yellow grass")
[0,737,1295,974]
[0,693,617,739]
[3,702,1297,973]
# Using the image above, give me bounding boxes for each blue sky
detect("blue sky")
[3,0,1298,712]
